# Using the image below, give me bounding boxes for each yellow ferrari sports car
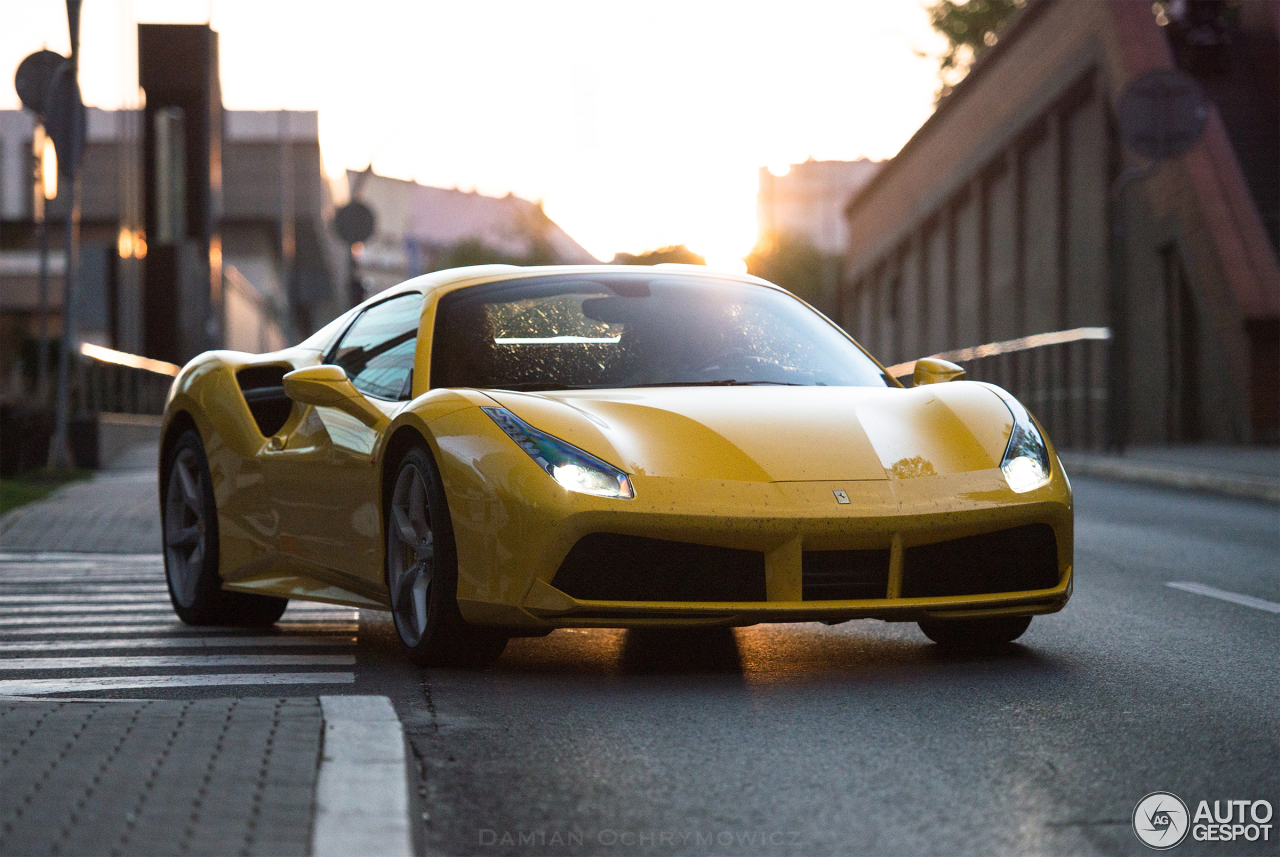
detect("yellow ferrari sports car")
[159,264,1072,666]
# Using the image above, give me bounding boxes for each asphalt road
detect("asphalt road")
[3,475,1277,856]
[381,476,1279,856]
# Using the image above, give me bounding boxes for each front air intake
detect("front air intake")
[553,533,767,602]
[900,524,1060,598]
[802,549,891,600]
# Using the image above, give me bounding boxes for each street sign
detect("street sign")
[14,49,66,115]
[1116,69,1208,161]
[334,201,376,244]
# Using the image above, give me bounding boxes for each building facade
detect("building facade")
[0,25,343,397]
[348,171,597,296]
[840,0,1278,447]
[757,158,882,255]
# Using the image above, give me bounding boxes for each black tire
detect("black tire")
[917,615,1032,650]
[385,444,508,668]
[162,429,288,626]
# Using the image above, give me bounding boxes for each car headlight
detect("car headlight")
[482,407,635,499]
[998,395,1052,493]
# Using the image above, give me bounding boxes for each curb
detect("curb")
[1059,453,1280,504]
[314,695,414,857]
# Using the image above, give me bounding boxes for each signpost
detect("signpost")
[47,0,85,470]
[1107,69,1208,453]
[334,169,376,309]
[14,49,68,401]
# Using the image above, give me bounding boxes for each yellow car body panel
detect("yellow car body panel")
[159,264,1073,629]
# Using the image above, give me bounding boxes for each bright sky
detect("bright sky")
[3,1,947,265]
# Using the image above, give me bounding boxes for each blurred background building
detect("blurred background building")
[0,24,344,384]
[839,0,1278,448]
[748,158,882,318]
[757,158,882,256]
[347,170,597,296]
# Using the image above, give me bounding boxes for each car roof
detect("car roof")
[382,264,783,301]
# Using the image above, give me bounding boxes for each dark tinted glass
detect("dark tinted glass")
[331,293,423,400]
[431,273,889,390]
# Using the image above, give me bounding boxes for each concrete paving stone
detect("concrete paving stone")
[0,464,161,554]
[0,697,322,857]
[246,837,309,857]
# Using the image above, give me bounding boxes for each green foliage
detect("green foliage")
[427,236,558,272]
[927,0,1023,99]
[745,233,841,315]
[611,245,706,266]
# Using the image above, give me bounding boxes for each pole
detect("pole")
[34,128,52,401]
[1106,161,1159,455]
[47,0,83,470]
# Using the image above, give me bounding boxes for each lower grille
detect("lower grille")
[802,549,890,600]
[901,523,1059,598]
[553,533,767,602]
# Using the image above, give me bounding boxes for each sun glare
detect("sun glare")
[701,254,749,275]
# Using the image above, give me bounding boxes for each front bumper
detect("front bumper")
[448,461,1073,630]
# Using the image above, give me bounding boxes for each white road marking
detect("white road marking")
[313,696,413,857]
[0,555,165,567]
[0,594,169,603]
[1167,581,1280,614]
[0,654,355,670]
[1,603,174,613]
[0,635,356,652]
[0,622,358,635]
[0,615,179,627]
[0,671,355,695]
[0,584,167,592]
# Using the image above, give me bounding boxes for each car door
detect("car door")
[263,292,424,591]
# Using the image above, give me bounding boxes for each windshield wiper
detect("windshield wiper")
[488,382,602,392]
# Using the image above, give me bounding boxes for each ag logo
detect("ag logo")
[1134,792,1190,849]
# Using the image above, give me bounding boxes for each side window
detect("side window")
[329,294,424,401]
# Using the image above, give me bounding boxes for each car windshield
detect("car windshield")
[430,272,891,391]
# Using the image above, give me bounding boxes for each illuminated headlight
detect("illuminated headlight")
[999,396,1052,493]
[482,407,635,499]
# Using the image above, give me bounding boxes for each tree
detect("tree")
[927,0,1024,100]
[429,236,557,271]
[611,245,706,266]
[745,233,841,316]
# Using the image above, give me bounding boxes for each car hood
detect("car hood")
[481,384,1015,482]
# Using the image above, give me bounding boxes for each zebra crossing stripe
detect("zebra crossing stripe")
[2,604,176,614]
[0,654,356,670]
[0,622,359,635]
[0,594,172,603]
[0,671,356,696]
[0,635,356,652]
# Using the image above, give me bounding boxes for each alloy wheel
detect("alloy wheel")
[164,446,207,608]
[388,461,435,647]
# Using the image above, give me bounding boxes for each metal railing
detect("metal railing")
[884,327,1112,451]
[74,343,178,416]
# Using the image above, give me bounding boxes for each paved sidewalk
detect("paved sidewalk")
[1059,445,1280,503]
[0,443,160,553]
[0,697,322,856]
[0,445,416,857]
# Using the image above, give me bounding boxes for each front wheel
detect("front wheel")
[917,615,1032,650]
[163,429,288,626]
[386,445,507,668]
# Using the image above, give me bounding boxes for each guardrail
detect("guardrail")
[884,327,1112,451]
[75,343,178,416]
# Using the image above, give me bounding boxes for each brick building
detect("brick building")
[840,0,1278,447]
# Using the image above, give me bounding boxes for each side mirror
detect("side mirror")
[282,365,387,428]
[912,357,966,387]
